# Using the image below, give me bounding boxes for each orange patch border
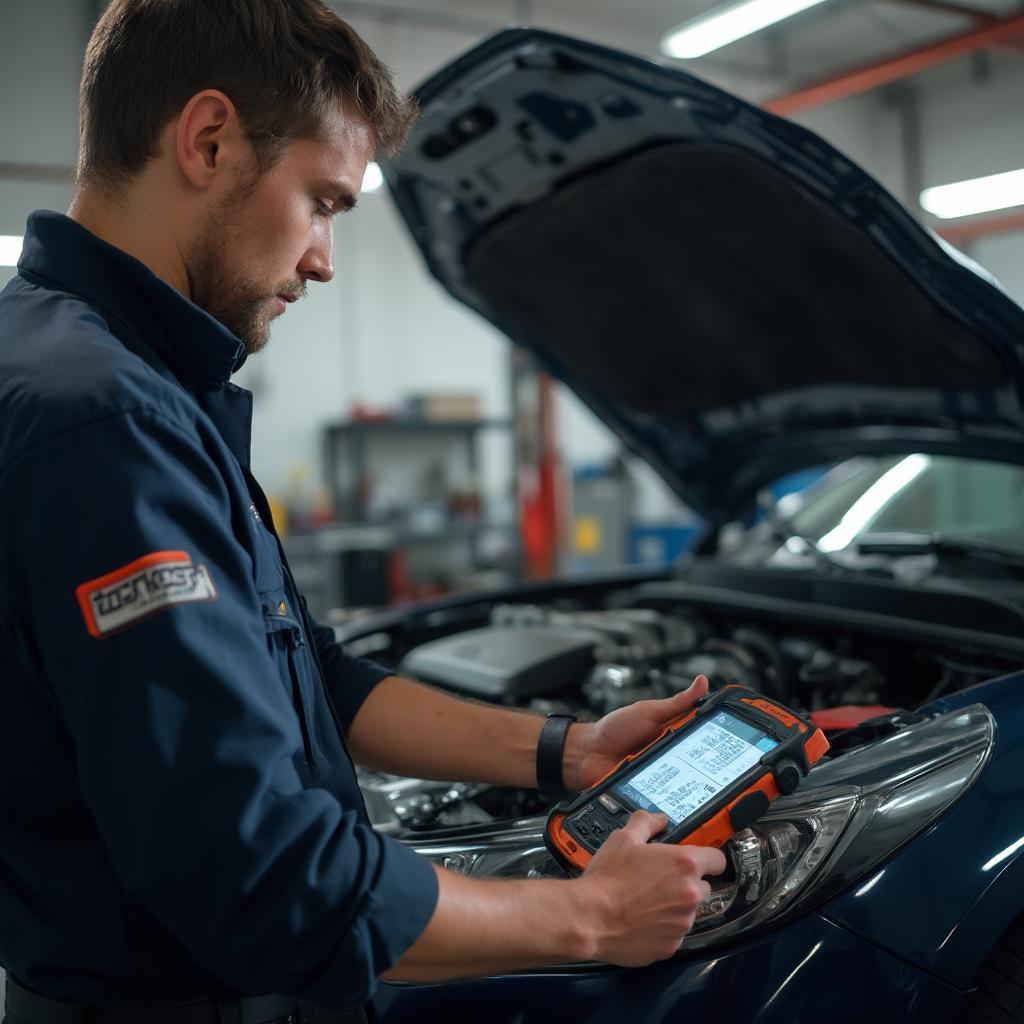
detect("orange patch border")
[76,550,200,639]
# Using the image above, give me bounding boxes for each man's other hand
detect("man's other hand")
[565,674,709,793]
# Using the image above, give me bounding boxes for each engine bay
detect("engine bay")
[346,564,1024,835]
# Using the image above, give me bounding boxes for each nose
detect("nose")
[298,231,334,284]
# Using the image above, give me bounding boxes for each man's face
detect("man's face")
[187,104,375,355]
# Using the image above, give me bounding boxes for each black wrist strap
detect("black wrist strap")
[537,713,577,803]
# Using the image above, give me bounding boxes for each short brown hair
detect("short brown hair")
[77,0,416,190]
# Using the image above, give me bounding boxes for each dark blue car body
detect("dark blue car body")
[374,671,1022,1023]
[368,28,1024,1023]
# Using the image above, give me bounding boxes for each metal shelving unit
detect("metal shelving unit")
[322,418,512,522]
[289,418,519,615]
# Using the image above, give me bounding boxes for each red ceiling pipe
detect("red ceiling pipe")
[933,208,1024,245]
[765,12,1024,116]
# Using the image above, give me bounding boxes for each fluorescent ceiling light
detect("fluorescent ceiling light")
[361,162,384,194]
[920,168,1024,220]
[662,0,831,59]
[0,235,23,267]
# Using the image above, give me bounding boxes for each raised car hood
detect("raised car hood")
[382,28,1024,521]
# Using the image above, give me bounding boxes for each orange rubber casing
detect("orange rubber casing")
[546,685,829,873]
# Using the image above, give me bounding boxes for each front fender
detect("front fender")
[824,669,1024,987]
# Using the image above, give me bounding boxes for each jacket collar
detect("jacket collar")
[18,210,246,389]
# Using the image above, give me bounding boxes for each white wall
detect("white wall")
[918,54,1024,196]
[916,53,1024,295]
[0,0,85,288]
[0,0,87,169]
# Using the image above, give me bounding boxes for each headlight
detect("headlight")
[405,704,992,964]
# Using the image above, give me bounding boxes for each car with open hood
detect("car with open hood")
[337,28,1024,1024]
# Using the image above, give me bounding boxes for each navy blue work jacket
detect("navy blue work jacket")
[0,212,438,1008]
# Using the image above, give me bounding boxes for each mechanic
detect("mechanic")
[0,3,726,1022]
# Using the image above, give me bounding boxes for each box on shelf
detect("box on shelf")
[404,392,482,422]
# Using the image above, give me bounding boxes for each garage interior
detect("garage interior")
[3,0,1024,1017]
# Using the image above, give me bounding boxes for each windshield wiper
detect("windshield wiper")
[855,532,1024,578]
[767,516,868,576]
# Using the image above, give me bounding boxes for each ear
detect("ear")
[174,90,244,190]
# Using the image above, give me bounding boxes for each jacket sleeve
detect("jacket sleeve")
[304,610,393,735]
[7,408,437,1007]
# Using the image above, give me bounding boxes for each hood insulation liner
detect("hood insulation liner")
[466,143,1006,416]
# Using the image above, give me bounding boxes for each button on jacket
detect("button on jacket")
[0,212,438,1008]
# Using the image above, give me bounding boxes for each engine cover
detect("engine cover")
[400,626,597,700]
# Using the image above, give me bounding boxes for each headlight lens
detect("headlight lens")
[405,704,993,962]
[691,798,855,935]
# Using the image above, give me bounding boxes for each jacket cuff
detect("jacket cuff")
[306,835,439,1006]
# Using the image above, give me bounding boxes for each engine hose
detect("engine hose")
[730,627,792,704]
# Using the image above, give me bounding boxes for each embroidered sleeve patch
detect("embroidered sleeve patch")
[75,550,217,638]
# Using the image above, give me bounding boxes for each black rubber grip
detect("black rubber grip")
[728,790,771,832]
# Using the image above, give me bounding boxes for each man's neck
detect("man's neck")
[68,186,193,299]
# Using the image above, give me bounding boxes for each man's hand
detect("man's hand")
[386,809,727,980]
[564,675,710,793]
[578,810,727,966]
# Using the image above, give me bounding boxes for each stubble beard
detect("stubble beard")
[187,205,276,357]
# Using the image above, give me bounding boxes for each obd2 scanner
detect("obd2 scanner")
[545,685,829,873]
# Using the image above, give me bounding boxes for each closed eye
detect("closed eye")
[314,188,358,219]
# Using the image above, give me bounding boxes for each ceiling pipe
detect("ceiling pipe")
[887,0,1024,55]
[764,11,1024,115]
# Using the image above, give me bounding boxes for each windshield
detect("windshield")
[787,455,1024,555]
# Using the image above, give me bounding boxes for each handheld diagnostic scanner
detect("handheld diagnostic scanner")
[545,685,830,874]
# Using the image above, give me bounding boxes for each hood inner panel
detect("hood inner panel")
[467,143,1006,415]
